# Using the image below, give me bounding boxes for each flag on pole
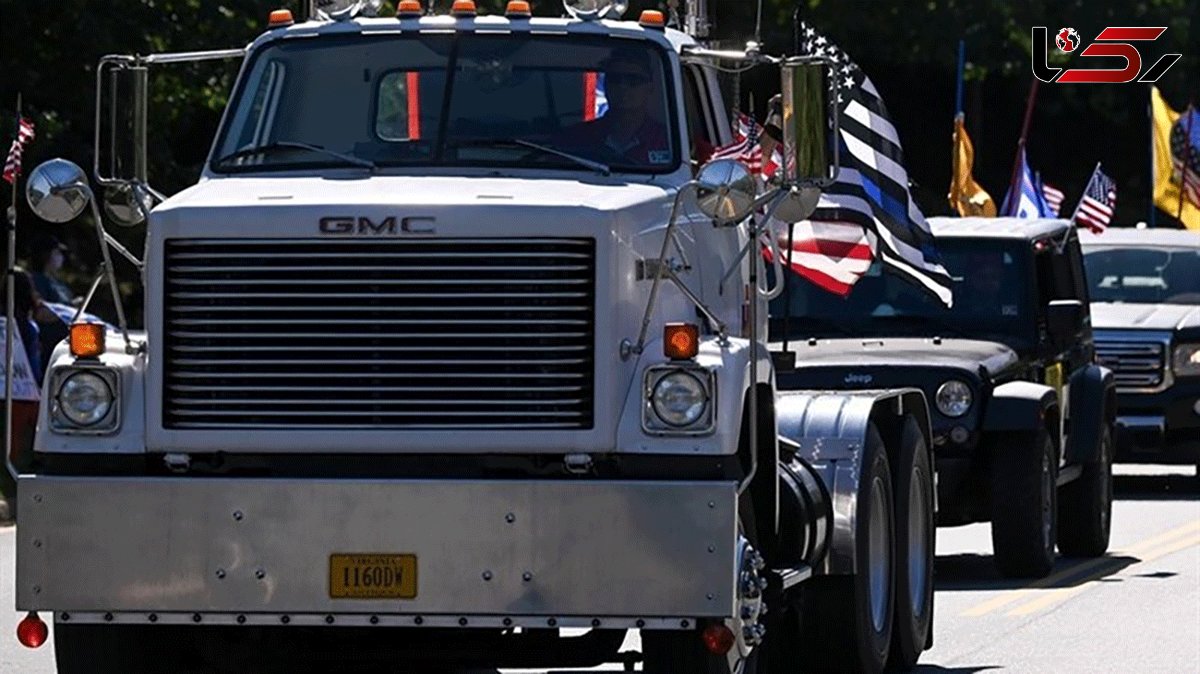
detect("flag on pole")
[1073,166,1117,234]
[1151,87,1199,230]
[1039,176,1064,216]
[711,111,764,174]
[1000,147,1054,218]
[770,221,874,297]
[948,114,997,217]
[1169,105,1199,213]
[2,117,35,185]
[795,23,954,306]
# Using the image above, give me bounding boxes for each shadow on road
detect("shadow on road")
[934,554,1141,592]
[1114,473,1199,501]
[913,666,1002,673]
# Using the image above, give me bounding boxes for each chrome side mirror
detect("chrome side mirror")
[25,159,91,223]
[779,57,840,187]
[103,184,152,227]
[695,158,759,224]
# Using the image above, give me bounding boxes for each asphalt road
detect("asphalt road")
[2,466,1197,674]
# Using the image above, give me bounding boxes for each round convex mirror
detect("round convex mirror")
[695,159,758,223]
[103,184,153,228]
[26,159,91,224]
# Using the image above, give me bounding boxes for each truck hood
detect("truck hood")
[1090,302,1200,332]
[776,337,1019,379]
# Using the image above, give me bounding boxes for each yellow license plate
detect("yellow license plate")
[329,554,417,599]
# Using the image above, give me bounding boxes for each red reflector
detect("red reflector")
[17,612,48,649]
[701,623,735,655]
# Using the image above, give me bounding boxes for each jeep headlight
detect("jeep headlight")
[644,367,715,434]
[50,368,120,432]
[935,380,973,418]
[1174,344,1200,377]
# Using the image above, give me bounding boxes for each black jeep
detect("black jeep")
[1080,227,1200,469]
[770,218,1116,578]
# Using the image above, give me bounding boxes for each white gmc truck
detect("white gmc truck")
[11,2,938,672]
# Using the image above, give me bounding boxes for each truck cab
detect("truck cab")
[773,217,1116,578]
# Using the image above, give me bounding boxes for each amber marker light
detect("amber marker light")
[451,0,478,16]
[397,0,423,16]
[664,322,700,360]
[639,10,666,28]
[505,0,532,17]
[70,323,106,359]
[267,8,295,27]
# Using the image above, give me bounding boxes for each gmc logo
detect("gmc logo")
[318,216,436,235]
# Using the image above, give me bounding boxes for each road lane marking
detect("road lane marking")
[1006,533,1200,616]
[961,520,1200,617]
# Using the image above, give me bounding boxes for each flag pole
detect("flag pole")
[1068,162,1102,227]
[955,40,966,116]
[5,93,20,480]
[1004,78,1041,215]
[1177,101,1195,223]
[1149,88,1157,228]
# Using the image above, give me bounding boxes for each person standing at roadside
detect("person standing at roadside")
[30,235,78,306]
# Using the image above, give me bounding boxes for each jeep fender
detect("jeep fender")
[1065,365,1116,465]
[982,381,1058,433]
[776,388,930,575]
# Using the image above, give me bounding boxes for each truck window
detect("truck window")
[682,65,715,165]
[213,34,680,174]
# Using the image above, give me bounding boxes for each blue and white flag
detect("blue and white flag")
[799,23,954,307]
[1001,147,1054,218]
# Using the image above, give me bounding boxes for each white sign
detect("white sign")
[0,319,41,402]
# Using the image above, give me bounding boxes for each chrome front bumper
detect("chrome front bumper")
[17,476,737,628]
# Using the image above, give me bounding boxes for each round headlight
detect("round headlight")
[57,371,114,426]
[936,380,973,418]
[652,371,709,427]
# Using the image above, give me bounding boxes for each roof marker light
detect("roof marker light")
[450,0,477,16]
[396,0,423,17]
[639,9,665,28]
[505,1,532,17]
[267,8,295,27]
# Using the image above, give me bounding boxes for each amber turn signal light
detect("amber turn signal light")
[664,322,699,360]
[70,323,106,359]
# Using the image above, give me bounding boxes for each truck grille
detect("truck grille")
[1094,339,1167,390]
[163,238,595,429]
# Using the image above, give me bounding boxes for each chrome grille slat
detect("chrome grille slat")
[164,238,596,429]
[1095,337,1168,391]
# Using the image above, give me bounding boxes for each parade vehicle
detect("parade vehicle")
[771,217,1116,578]
[9,1,939,672]
[1080,228,1200,469]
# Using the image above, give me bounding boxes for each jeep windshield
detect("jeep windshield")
[1082,246,1200,304]
[770,240,1034,345]
[211,33,678,174]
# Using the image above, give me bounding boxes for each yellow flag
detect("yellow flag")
[1151,87,1200,230]
[949,114,997,217]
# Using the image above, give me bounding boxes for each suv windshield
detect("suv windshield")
[1082,246,1200,304]
[212,34,678,174]
[770,240,1033,343]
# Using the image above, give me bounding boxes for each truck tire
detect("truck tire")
[1057,424,1114,558]
[797,424,894,674]
[888,417,935,671]
[55,623,183,674]
[991,429,1058,578]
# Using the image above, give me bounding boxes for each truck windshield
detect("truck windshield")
[212,33,678,174]
[769,240,1033,343]
[1083,246,1200,304]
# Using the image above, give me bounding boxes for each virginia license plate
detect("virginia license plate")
[329,554,417,599]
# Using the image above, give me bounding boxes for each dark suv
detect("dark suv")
[1080,228,1200,469]
[770,218,1115,578]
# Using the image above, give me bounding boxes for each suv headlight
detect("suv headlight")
[644,366,715,434]
[50,367,120,433]
[936,380,973,418]
[1174,344,1200,377]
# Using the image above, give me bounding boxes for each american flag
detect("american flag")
[1074,167,1117,234]
[1041,179,1064,217]
[2,117,35,185]
[711,112,764,174]
[793,23,953,305]
[1172,107,1199,208]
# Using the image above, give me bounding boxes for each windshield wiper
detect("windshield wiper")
[452,139,610,176]
[215,141,376,170]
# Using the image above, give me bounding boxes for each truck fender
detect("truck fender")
[982,381,1057,433]
[775,388,930,576]
[1065,365,1116,465]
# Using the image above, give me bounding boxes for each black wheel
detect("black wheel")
[888,417,935,671]
[1057,424,1114,557]
[991,429,1058,578]
[55,623,195,674]
[798,423,894,674]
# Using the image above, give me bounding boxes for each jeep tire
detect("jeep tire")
[991,429,1058,578]
[1057,424,1114,557]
